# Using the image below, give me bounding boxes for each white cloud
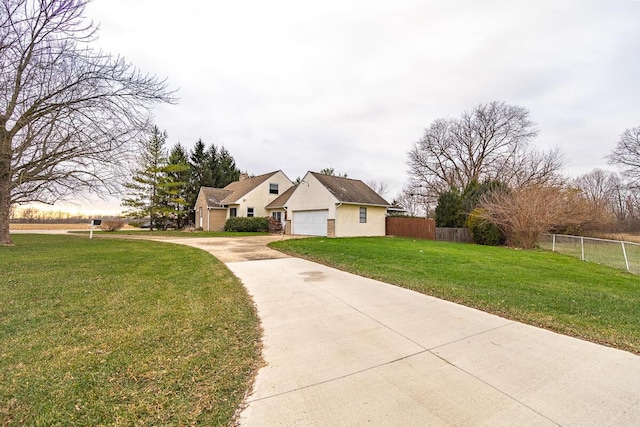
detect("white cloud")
[72,0,640,214]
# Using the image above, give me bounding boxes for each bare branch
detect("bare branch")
[406,101,560,202]
[0,0,177,244]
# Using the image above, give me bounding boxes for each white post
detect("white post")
[581,236,585,261]
[552,234,556,252]
[621,241,630,272]
[89,223,94,239]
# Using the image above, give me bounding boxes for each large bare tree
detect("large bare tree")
[608,126,640,188]
[0,0,175,245]
[574,168,640,231]
[407,101,564,198]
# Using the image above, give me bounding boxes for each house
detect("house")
[194,170,294,231]
[273,171,390,237]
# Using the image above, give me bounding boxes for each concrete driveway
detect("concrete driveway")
[151,236,640,425]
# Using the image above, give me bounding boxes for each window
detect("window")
[272,211,282,222]
[359,207,367,223]
[269,183,279,195]
[247,207,255,217]
[230,208,237,217]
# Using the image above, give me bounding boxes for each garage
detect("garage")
[292,210,328,236]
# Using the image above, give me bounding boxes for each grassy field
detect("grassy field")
[538,234,640,275]
[0,234,261,426]
[270,237,640,355]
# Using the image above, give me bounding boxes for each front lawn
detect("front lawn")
[0,234,261,426]
[270,237,640,355]
[75,230,270,238]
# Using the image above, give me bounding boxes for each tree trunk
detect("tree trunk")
[0,132,13,246]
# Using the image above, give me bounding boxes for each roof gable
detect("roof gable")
[266,185,296,209]
[221,171,282,204]
[310,172,389,206]
[200,187,233,208]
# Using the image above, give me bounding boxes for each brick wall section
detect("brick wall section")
[327,219,336,237]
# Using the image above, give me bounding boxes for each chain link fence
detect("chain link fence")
[538,234,640,274]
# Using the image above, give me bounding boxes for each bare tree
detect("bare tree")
[608,126,640,187]
[366,179,388,198]
[407,101,564,199]
[479,185,610,249]
[394,183,434,217]
[573,169,640,231]
[0,0,175,245]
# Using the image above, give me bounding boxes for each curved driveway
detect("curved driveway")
[159,236,640,426]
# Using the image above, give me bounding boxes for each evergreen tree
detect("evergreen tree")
[161,144,191,228]
[434,188,465,227]
[205,144,220,187]
[121,126,168,230]
[214,147,241,187]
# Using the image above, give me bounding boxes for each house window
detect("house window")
[359,207,367,223]
[269,183,279,195]
[247,207,255,217]
[230,208,237,217]
[272,211,282,223]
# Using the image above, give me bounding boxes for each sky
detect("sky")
[48,0,640,215]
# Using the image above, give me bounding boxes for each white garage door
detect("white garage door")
[293,210,328,236]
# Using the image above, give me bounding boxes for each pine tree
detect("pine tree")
[161,144,191,228]
[121,126,168,230]
[214,147,240,187]
[186,139,211,209]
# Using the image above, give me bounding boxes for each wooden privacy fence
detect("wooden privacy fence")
[435,227,472,243]
[385,217,435,240]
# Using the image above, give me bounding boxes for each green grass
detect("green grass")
[538,234,640,274]
[1,234,261,426]
[75,230,269,238]
[270,237,640,354]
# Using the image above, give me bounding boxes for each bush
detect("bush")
[466,208,505,246]
[435,188,465,227]
[99,219,126,232]
[267,217,284,233]
[224,217,269,232]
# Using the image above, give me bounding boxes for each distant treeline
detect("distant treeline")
[10,207,120,223]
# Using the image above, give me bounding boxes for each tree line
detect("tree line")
[121,127,241,230]
[400,101,640,248]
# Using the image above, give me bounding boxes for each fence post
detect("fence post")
[621,241,631,273]
[552,234,556,252]
[581,237,585,261]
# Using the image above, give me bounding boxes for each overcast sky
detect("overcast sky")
[61,0,640,214]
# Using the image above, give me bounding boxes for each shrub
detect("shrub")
[224,217,269,232]
[435,188,464,227]
[267,216,284,233]
[99,219,126,232]
[466,208,505,246]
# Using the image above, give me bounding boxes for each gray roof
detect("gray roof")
[200,187,233,208]
[221,171,279,204]
[265,185,296,209]
[311,172,390,206]
[200,171,284,208]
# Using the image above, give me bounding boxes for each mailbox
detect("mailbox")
[91,219,102,226]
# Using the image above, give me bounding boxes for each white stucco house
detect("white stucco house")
[267,171,390,237]
[194,170,293,231]
[195,170,389,236]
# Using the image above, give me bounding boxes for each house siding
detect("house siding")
[194,190,209,230]
[335,204,386,237]
[233,172,293,218]
[286,173,339,217]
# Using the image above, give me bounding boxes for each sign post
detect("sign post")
[89,219,102,239]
